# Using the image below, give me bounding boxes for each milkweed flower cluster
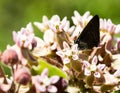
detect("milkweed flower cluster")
[0,10,120,93]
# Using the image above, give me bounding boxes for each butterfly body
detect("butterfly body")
[74,15,100,50]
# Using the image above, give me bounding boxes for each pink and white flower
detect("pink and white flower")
[13,23,35,50]
[56,41,79,64]
[83,56,106,78]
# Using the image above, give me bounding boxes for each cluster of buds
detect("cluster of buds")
[0,11,120,93]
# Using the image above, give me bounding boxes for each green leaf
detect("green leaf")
[32,58,67,78]
[0,62,11,77]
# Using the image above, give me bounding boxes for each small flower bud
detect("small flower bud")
[1,49,18,65]
[14,67,31,85]
[54,78,68,93]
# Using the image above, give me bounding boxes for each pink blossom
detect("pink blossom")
[13,23,35,50]
[100,18,120,34]
[56,41,79,64]
[34,16,49,32]
[32,69,60,93]
[71,11,93,40]
[48,15,70,33]
[104,73,119,84]
[83,56,105,78]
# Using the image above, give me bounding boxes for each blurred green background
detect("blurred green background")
[0,0,120,51]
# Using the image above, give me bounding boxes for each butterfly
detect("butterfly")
[74,15,100,50]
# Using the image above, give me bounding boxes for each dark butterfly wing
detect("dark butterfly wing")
[74,15,100,50]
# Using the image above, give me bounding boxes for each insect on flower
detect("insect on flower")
[74,15,100,50]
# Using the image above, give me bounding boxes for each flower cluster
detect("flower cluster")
[32,68,68,93]
[0,10,120,93]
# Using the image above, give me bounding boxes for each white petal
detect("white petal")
[42,16,48,24]
[48,22,57,32]
[50,43,57,50]
[0,78,4,83]
[65,50,72,56]
[114,69,120,77]
[12,31,17,42]
[51,15,60,25]
[92,56,98,65]
[115,24,120,34]
[50,76,60,84]
[100,19,103,29]
[41,68,48,78]
[26,22,33,33]
[63,57,70,64]
[47,85,57,93]
[56,51,65,58]
[71,44,78,53]
[94,72,101,78]
[63,21,70,31]
[83,61,90,68]
[35,37,45,47]
[72,55,78,60]
[97,64,105,71]
[39,85,46,92]
[71,25,82,39]
[98,55,103,61]
[68,26,75,34]
[84,68,91,76]
[0,84,11,92]
[71,16,78,25]
[74,10,81,17]
[83,11,90,19]
[34,22,45,31]
[63,41,70,49]
[61,17,67,25]
[44,29,54,44]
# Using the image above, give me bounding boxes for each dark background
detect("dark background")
[0,0,120,51]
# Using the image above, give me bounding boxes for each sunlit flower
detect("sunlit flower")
[34,16,49,32]
[48,15,71,33]
[1,10,120,93]
[104,72,119,84]
[35,15,74,35]
[13,23,35,50]
[100,33,113,50]
[100,18,120,34]
[32,36,57,57]
[56,41,79,64]
[71,11,93,40]
[34,15,74,52]
[83,56,106,78]
[114,69,120,78]
[72,11,92,27]
[32,38,50,56]
[32,68,60,93]
[43,29,58,50]
[115,24,120,34]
